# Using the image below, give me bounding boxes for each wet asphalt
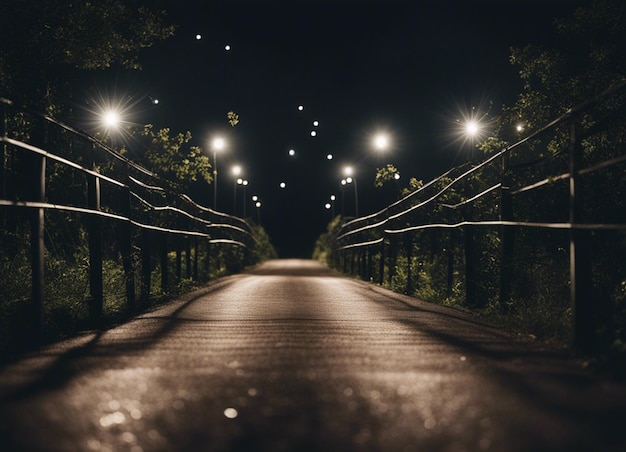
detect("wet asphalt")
[1,259,625,451]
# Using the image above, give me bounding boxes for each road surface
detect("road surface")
[1,259,625,451]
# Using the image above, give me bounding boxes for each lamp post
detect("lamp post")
[344,166,359,217]
[252,195,262,223]
[238,178,248,217]
[232,165,241,215]
[211,137,225,209]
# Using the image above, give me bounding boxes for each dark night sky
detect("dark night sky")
[97,0,590,257]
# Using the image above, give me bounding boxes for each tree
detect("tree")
[374,164,401,188]
[135,125,212,191]
[0,0,175,112]
[481,0,626,155]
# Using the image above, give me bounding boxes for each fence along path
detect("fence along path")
[333,79,626,352]
[0,97,260,344]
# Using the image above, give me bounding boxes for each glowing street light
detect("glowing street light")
[211,137,226,209]
[101,110,121,130]
[344,166,359,217]
[373,133,390,151]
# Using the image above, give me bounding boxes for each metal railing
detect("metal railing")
[0,97,260,343]
[332,79,626,352]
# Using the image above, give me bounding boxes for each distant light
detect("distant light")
[344,166,353,176]
[341,179,347,186]
[516,124,524,132]
[298,105,304,111]
[225,45,231,51]
[279,182,286,189]
[232,165,242,176]
[327,154,333,160]
[394,173,400,180]
[252,195,258,202]
[237,178,243,184]
[224,408,238,419]
[243,180,248,186]
[346,177,353,184]
[196,34,202,40]
[310,131,317,137]
[151,97,159,105]
[313,120,319,127]
[289,149,295,156]
[330,194,336,201]
[325,203,331,209]
[255,201,262,208]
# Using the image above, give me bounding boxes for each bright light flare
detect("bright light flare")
[103,110,120,129]
[373,133,390,150]
[449,103,492,150]
[465,120,479,136]
[213,137,226,150]
[232,165,242,176]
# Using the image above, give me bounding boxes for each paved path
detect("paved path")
[1,259,625,451]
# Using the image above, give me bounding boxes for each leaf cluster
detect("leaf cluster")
[137,125,212,191]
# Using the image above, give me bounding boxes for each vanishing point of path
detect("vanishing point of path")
[1,259,625,451]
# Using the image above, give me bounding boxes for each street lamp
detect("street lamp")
[211,137,226,209]
[237,178,249,217]
[252,195,262,222]
[344,166,359,217]
[373,133,390,151]
[232,165,242,215]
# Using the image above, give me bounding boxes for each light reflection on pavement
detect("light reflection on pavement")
[1,259,625,451]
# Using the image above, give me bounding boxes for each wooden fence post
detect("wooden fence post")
[569,119,594,351]
[140,228,151,307]
[0,101,6,228]
[30,118,46,344]
[463,206,478,307]
[405,235,413,295]
[120,163,135,310]
[388,235,397,286]
[379,238,385,285]
[499,151,514,314]
[86,143,103,322]
[160,233,169,293]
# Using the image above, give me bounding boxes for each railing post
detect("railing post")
[379,238,385,285]
[140,228,151,307]
[86,143,103,323]
[0,101,6,228]
[463,206,478,307]
[405,235,413,295]
[499,151,514,313]
[120,163,135,310]
[161,233,169,293]
[186,236,192,279]
[176,236,182,282]
[447,230,455,297]
[205,239,211,278]
[30,118,46,344]
[388,235,397,286]
[569,118,594,351]
[193,237,199,281]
